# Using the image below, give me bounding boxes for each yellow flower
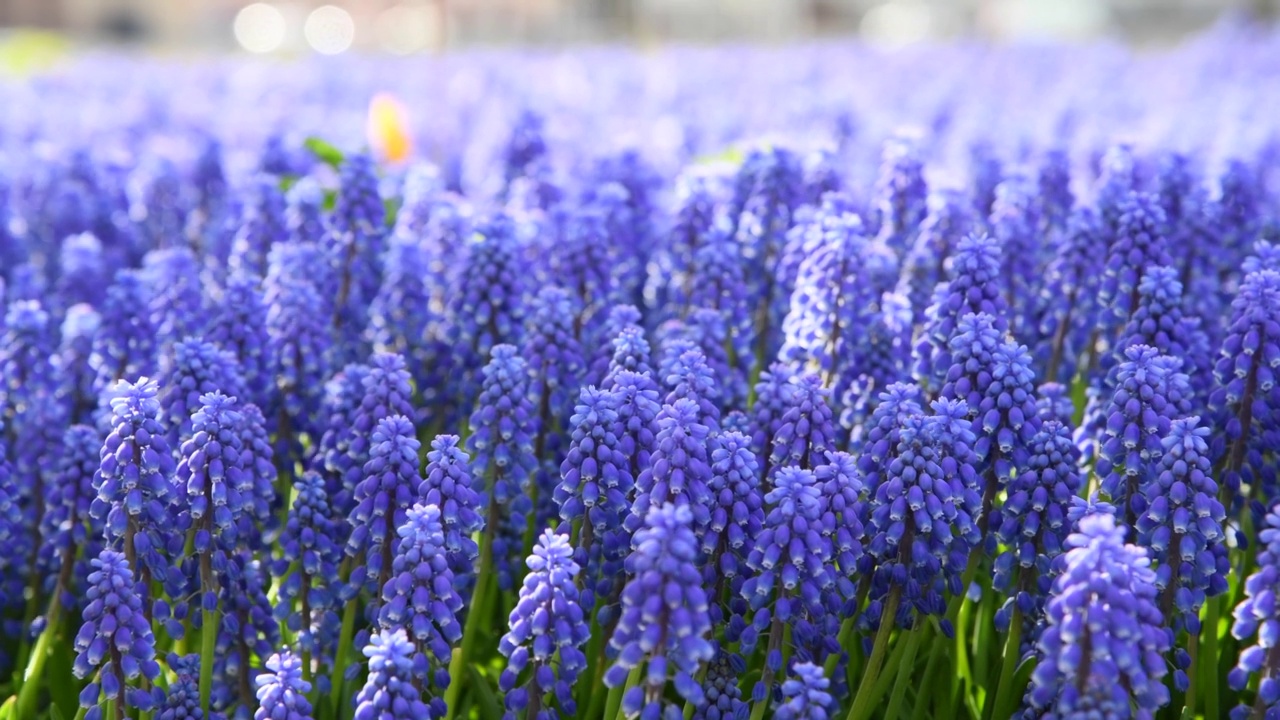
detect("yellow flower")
[367,92,412,165]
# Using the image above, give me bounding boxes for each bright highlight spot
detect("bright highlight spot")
[234,3,287,54]
[376,5,437,55]
[367,92,413,164]
[304,5,355,55]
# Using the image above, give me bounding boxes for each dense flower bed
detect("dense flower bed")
[2,21,1280,720]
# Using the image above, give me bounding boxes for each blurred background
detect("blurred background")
[0,0,1277,55]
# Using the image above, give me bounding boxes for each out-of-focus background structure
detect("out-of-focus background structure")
[0,0,1277,53]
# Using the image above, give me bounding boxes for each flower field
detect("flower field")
[2,22,1280,720]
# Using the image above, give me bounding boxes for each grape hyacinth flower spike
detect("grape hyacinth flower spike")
[498,530,590,720]
[73,549,163,720]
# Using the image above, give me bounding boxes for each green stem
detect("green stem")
[1203,595,1222,720]
[15,588,62,719]
[329,594,360,715]
[606,665,643,720]
[986,608,1023,720]
[825,617,855,676]
[445,561,493,719]
[910,626,944,720]
[846,588,901,720]
[200,607,218,717]
[884,628,925,720]
[1182,632,1198,720]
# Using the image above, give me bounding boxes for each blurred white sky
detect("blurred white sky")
[0,0,1272,51]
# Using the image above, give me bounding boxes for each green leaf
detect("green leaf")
[304,137,345,169]
[47,636,77,720]
[49,704,66,720]
[467,666,501,720]
[0,695,16,720]
[323,189,338,212]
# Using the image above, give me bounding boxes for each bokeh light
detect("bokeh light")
[233,3,287,54]
[304,5,356,55]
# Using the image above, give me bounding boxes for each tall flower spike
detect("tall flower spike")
[178,392,247,614]
[367,231,434,366]
[286,177,327,244]
[379,503,462,710]
[914,233,1009,389]
[156,652,208,720]
[347,353,417,495]
[354,628,430,720]
[691,650,748,720]
[1097,191,1173,326]
[524,286,586,453]
[861,400,981,634]
[254,649,314,720]
[775,662,833,720]
[897,190,971,322]
[143,248,205,351]
[989,172,1041,335]
[229,176,288,278]
[38,424,103,609]
[604,503,714,718]
[498,530,590,720]
[234,403,278,546]
[602,325,653,389]
[703,431,763,622]
[419,435,483,595]
[627,399,712,534]
[56,232,107,310]
[158,339,247,447]
[1034,382,1074,427]
[1210,270,1280,506]
[91,270,157,396]
[265,256,330,437]
[815,450,865,603]
[766,374,835,485]
[213,552,281,712]
[314,362,372,530]
[1020,514,1170,719]
[687,228,755,386]
[839,290,913,439]
[73,549,162,719]
[872,134,928,253]
[468,345,537,592]
[750,363,795,474]
[1035,148,1072,232]
[1136,417,1227,647]
[56,304,102,425]
[1113,265,1208,384]
[347,415,422,600]
[734,146,804,361]
[1230,501,1280,717]
[607,369,661,482]
[992,420,1082,639]
[553,203,623,333]
[974,339,1041,535]
[90,378,181,604]
[1096,345,1191,526]
[207,269,271,399]
[448,213,527,401]
[1034,207,1104,384]
[938,312,1002,414]
[274,471,340,665]
[590,304,644,385]
[968,141,1002,225]
[555,387,631,602]
[740,467,836,691]
[663,345,721,431]
[780,209,897,393]
[854,382,923,492]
